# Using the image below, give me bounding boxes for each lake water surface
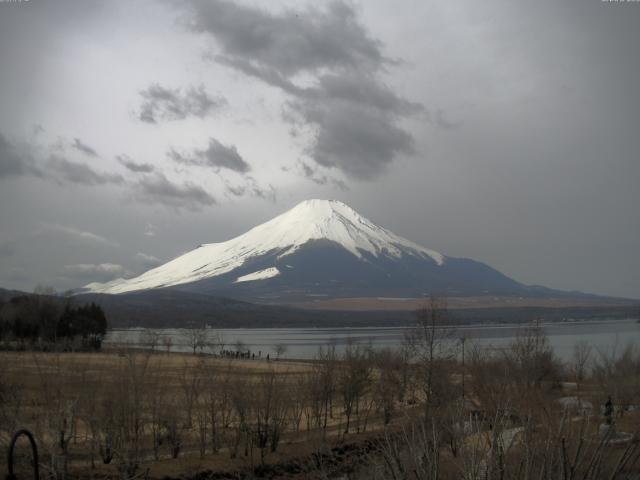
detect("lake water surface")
[105,318,640,362]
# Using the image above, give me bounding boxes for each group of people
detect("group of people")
[217,349,271,361]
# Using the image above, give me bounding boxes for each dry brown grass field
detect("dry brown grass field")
[2,316,640,480]
[0,347,421,479]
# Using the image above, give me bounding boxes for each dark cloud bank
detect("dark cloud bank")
[72,138,98,157]
[169,137,250,173]
[48,156,124,186]
[117,154,155,173]
[0,133,40,178]
[184,0,423,180]
[133,172,216,210]
[138,83,227,123]
[1,131,215,211]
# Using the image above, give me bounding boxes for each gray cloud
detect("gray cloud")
[48,156,124,185]
[134,172,216,210]
[435,109,460,130]
[135,252,162,268]
[3,268,28,284]
[225,183,245,197]
[299,161,316,180]
[138,83,226,123]
[1,134,123,186]
[0,1,638,300]
[224,176,275,202]
[61,263,127,281]
[0,133,41,179]
[291,102,415,179]
[37,223,119,247]
[313,73,423,116]
[143,222,156,238]
[214,55,304,94]
[117,154,155,173]
[287,76,420,179]
[248,182,276,203]
[0,240,16,258]
[187,0,388,77]
[331,178,348,192]
[169,137,250,173]
[298,161,332,186]
[298,160,349,191]
[72,137,98,157]
[185,0,421,181]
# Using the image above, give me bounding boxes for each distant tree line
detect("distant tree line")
[0,289,107,350]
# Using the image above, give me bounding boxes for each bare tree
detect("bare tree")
[0,366,23,449]
[204,362,234,453]
[571,340,592,390]
[405,295,456,416]
[33,352,80,479]
[194,387,209,459]
[140,328,161,353]
[178,358,205,428]
[161,334,173,353]
[467,344,515,419]
[288,373,308,433]
[252,368,289,463]
[338,343,372,434]
[206,329,224,355]
[593,343,640,416]
[160,398,184,459]
[509,321,559,389]
[310,345,337,434]
[372,349,402,426]
[229,375,250,459]
[102,352,152,478]
[182,325,208,355]
[273,343,288,360]
[143,355,167,461]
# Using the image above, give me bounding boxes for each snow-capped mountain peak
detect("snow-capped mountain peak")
[82,199,444,294]
[226,199,443,263]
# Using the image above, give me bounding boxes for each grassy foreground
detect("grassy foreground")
[2,319,640,479]
[0,348,417,479]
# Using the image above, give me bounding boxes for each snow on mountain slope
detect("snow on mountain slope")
[235,267,280,283]
[82,199,445,294]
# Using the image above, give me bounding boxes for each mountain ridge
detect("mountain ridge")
[78,199,590,301]
[82,199,446,295]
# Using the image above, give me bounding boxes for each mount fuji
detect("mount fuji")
[80,199,555,301]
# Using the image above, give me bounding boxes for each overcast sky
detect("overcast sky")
[0,0,638,298]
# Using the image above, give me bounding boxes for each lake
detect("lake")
[105,318,640,362]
